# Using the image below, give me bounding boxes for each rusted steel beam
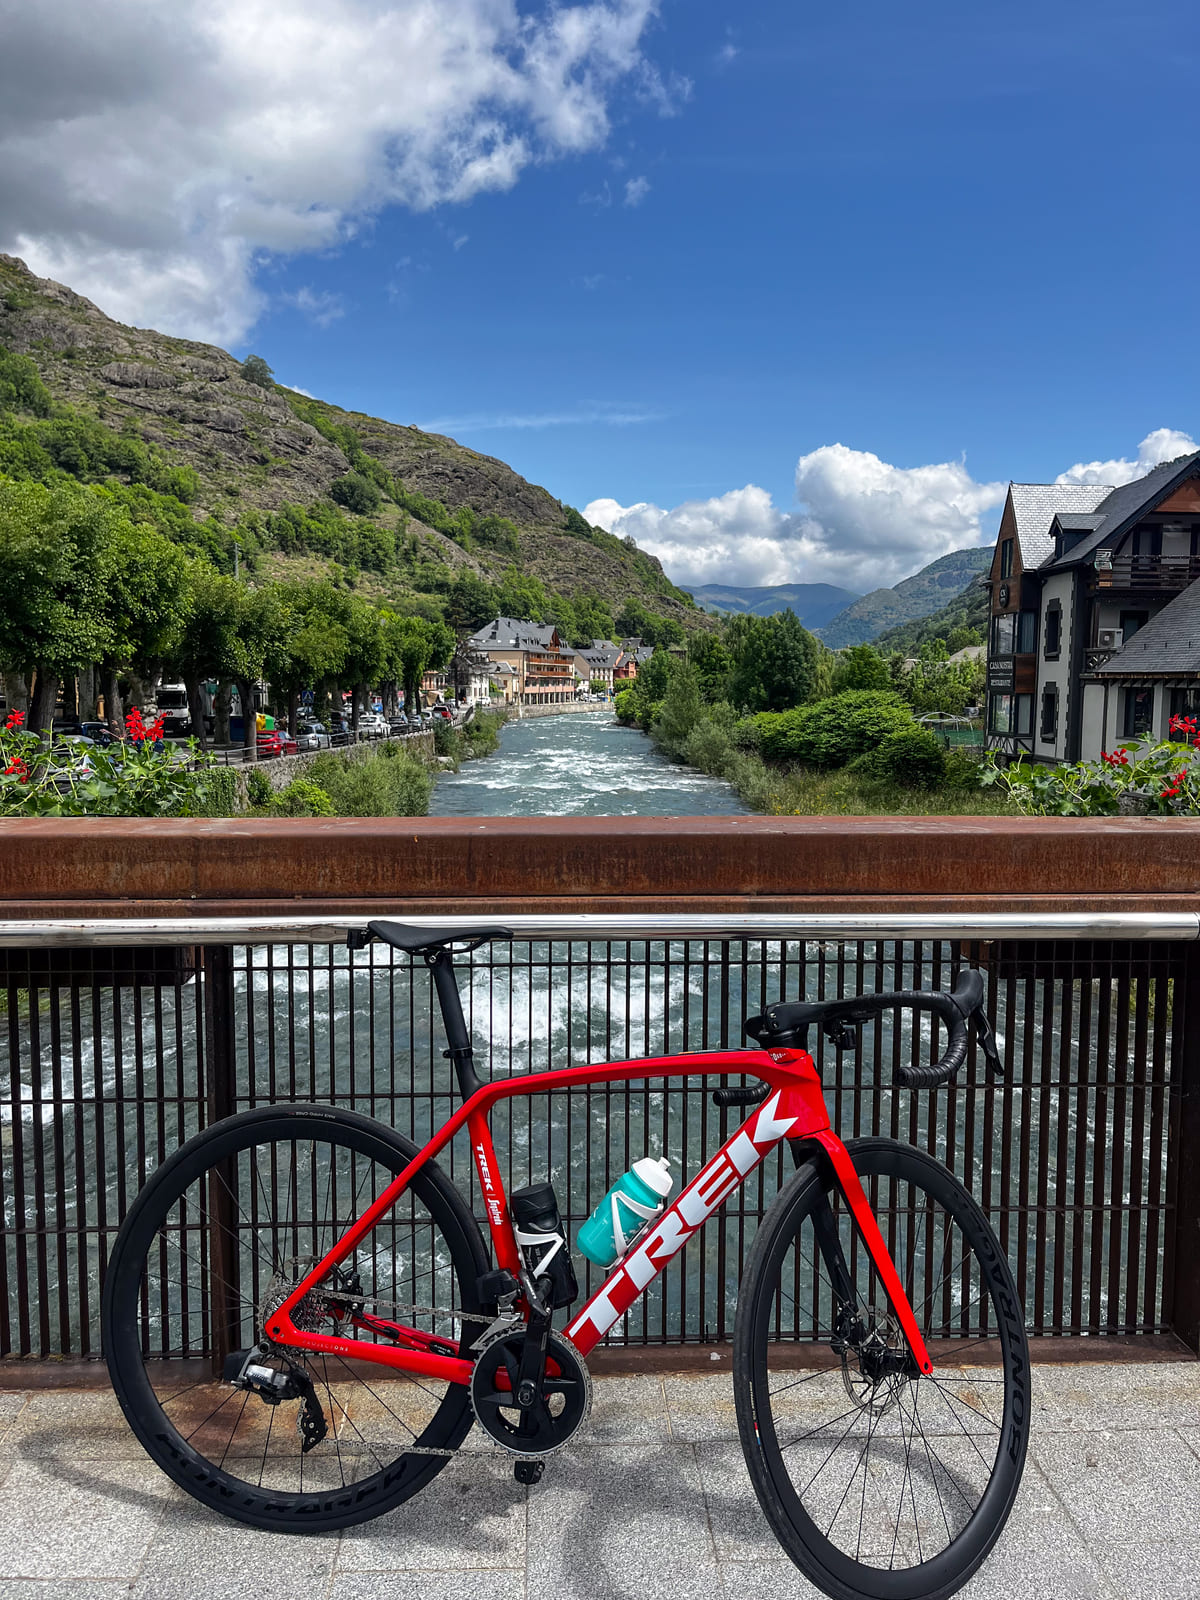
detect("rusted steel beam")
[0,816,1199,916]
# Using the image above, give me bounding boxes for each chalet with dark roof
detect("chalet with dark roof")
[985,452,1200,760]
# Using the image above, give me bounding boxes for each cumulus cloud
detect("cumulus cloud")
[0,0,672,344]
[1055,427,1199,487]
[623,175,651,206]
[586,446,1005,590]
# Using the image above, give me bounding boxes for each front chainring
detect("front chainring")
[470,1329,591,1455]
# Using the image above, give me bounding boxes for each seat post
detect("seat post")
[426,949,483,1101]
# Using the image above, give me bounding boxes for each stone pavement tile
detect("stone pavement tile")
[717,1559,823,1600]
[336,1451,525,1573]
[586,1375,671,1445]
[136,1492,341,1593]
[1031,1361,1200,1434]
[691,1440,776,1562]
[324,1574,526,1600]
[0,1391,29,1425]
[663,1371,739,1441]
[0,1584,142,1600]
[1031,1426,1200,1543]
[4,1389,146,1459]
[0,1457,175,1581]
[1093,1538,1200,1600]
[527,1441,715,1600]
[953,1461,1116,1600]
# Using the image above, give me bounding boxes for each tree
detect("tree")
[167,562,246,749]
[330,473,382,515]
[727,609,821,712]
[654,661,703,753]
[688,632,731,703]
[0,481,120,733]
[240,354,274,388]
[831,644,891,695]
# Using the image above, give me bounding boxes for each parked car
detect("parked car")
[295,721,332,751]
[79,721,121,748]
[358,712,388,735]
[430,706,453,722]
[406,709,426,729]
[387,716,410,736]
[257,730,298,758]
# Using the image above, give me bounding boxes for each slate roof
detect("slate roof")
[1008,483,1113,570]
[1053,513,1105,531]
[1088,581,1200,677]
[469,617,563,651]
[1048,452,1200,569]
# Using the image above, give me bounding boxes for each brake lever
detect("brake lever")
[973,1009,1004,1078]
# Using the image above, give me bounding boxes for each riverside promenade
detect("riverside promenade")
[1,1358,1198,1599]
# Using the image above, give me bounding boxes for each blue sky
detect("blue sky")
[4,0,1198,591]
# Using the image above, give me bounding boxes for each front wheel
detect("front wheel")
[734,1137,1029,1600]
[102,1105,490,1532]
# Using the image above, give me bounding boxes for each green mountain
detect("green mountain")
[815,547,993,648]
[875,573,990,655]
[0,254,701,636]
[683,581,860,629]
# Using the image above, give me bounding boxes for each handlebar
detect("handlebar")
[742,969,1001,1091]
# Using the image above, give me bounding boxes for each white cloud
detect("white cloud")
[586,445,1005,590]
[283,287,346,328]
[0,0,670,345]
[1055,427,1199,487]
[623,175,651,206]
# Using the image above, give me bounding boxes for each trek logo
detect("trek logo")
[567,1091,801,1345]
[475,1143,494,1193]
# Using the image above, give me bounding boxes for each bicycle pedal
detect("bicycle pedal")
[513,1458,545,1486]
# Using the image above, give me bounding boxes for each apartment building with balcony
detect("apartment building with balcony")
[468,617,578,704]
[986,451,1200,761]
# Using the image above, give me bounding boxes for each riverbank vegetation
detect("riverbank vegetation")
[615,614,1007,816]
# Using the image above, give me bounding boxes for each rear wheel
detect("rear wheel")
[734,1138,1028,1600]
[103,1105,490,1532]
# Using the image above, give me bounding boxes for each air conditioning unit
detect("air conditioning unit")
[1096,628,1123,650]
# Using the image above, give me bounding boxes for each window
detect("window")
[1040,685,1058,742]
[1170,688,1200,720]
[1119,610,1149,640]
[991,613,1015,656]
[989,693,1033,737]
[1131,525,1162,558]
[1122,688,1154,740]
[999,539,1014,579]
[1016,611,1037,654]
[1044,604,1062,658]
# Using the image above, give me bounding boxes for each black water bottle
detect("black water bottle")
[510,1182,579,1308]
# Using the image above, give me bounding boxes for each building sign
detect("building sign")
[987,659,1015,691]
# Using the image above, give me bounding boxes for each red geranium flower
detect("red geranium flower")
[4,708,25,731]
[4,756,29,783]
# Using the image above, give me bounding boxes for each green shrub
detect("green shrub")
[270,777,335,816]
[330,472,382,515]
[192,764,239,817]
[853,726,946,788]
[433,720,460,758]
[683,717,733,775]
[942,747,985,791]
[303,749,432,816]
[0,348,52,416]
[614,687,638,724]
[246,769,273,807]
[757,691,913,768]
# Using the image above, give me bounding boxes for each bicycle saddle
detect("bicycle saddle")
[361,920,513,954]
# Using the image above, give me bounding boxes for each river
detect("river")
[429,709,749,816]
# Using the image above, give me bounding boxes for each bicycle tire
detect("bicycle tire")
[102,1104,490,1532]
[734,1137,1029,1600]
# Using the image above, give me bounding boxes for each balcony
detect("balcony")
[1093,553,1200,591]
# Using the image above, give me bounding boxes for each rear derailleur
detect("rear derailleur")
[224,1346,328,1453]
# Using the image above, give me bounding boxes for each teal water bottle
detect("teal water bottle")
[577,1156,673,1267]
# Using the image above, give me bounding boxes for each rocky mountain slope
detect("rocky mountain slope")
[683,581,860,629]
[0,254,698,628]
[815,547,993,648]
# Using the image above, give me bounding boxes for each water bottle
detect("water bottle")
[577,1156,673,1267]
[510,1182,579,1308]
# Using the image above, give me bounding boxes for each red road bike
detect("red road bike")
[103,922,1029,1600]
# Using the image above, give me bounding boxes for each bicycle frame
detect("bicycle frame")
[264,1046,934,1380]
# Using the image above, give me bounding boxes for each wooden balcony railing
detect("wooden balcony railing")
[1094,554,1200,590]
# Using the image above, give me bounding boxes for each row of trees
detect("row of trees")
[0,479,452,760]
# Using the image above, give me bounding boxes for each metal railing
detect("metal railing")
[1,913,1197,1362]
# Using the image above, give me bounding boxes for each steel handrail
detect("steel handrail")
[0,912,1194,947]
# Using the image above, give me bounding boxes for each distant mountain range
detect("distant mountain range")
[683,582,860,630]
[684,547,992,650]
[815,547,993,648]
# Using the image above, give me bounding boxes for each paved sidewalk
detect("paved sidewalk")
[1,1360,1198,1599]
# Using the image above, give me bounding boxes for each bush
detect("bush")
[942,747,985,791]
[0,348,52,416]
[194,765,239,816]
[304,748,432,816]
[241,354,275,388]
[330,472,382,515]
[270,777,335,816]
[246,768,273,807]
[853,726,946,788]
[757,691,913,768]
